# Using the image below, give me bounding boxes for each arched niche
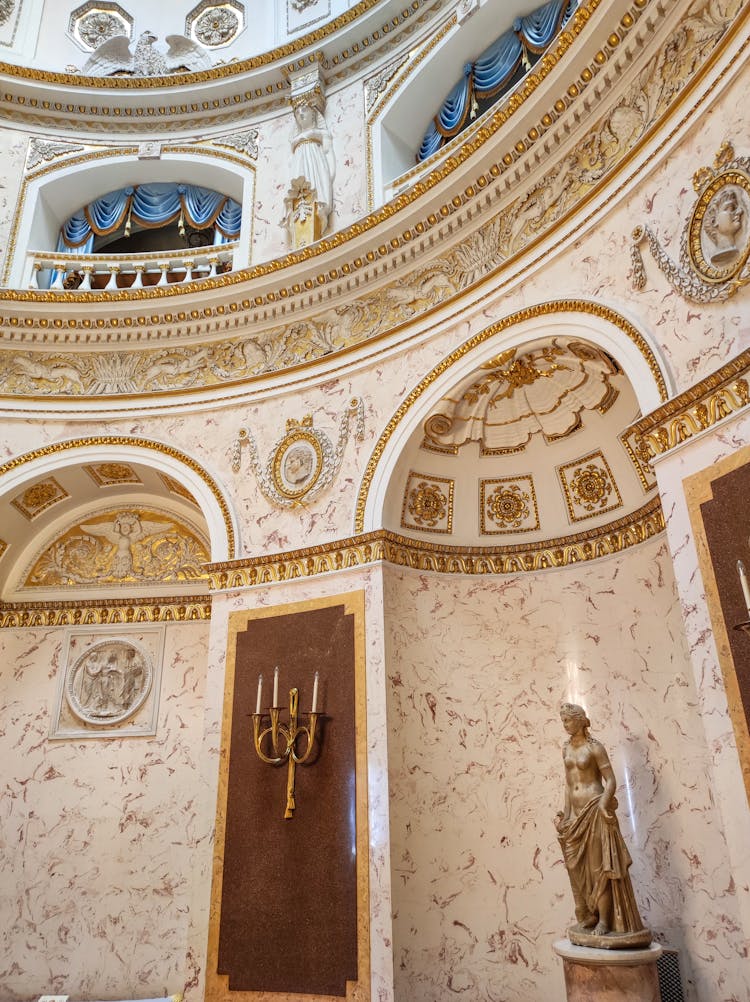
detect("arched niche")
[6,147,255,287]
[0,436,239,602]
[357,302,671,536]
[371,0,565,202]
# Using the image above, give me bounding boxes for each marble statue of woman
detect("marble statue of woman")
[555,703,651,948]
[283,97,335,243]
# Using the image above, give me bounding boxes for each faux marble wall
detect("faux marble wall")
[0,128,30,279]
[654,411,750,952]
[384,538,748,1002]
[250,78,367,263]
[0,621,209,1001]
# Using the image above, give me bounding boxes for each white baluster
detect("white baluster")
[157,261,170,286]
[182,259,194,283]
[51,263,67,291]
[79,267,94,291]
[208,256,218,278]
[131,265,145,289]
[28,263,42,289]
[105,265,119,291]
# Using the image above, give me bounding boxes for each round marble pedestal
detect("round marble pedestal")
[553,938,663,1002]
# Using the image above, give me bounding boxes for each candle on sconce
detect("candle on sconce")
[738,560,750,618]
[273,666,279,707]
[256,674,263,715]
[312,671,319,714]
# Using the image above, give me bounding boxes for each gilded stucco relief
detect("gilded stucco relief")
[23,508,209,588]
[401,473,454,534]
[231,398,364,508]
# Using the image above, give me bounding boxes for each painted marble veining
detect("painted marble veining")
[0,128,29,279]
[384,537,747,1002]
[0,622,209,1002]
[653,411,750,951]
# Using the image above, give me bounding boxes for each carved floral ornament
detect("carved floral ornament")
[187,0,245,48]
[231,399,364,508]
[631,142,750,303]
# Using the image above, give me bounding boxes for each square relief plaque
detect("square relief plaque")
[51,625,165,739]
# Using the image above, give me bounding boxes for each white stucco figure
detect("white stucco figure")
[283,97,335,243]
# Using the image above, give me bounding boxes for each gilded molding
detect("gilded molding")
[0,595,212,629]
[629,349,750,460]
[206,498,664,590]
[0,0,408,86]
[0,436,236,557]
[354,300,667,534]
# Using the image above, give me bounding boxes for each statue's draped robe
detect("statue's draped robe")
[558,796,645,933]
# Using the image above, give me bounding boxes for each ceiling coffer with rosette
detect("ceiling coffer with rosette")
[422,339,621,455]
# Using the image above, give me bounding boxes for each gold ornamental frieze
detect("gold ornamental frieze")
[630,349,750,461]
[206,498,664,591]
[0,595,212,629]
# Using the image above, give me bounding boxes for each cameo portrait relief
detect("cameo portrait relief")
[689,167,750,283]
[700,185,748,268]
[272,429,323,500]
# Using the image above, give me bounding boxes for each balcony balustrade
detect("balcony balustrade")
[23,243,238,293]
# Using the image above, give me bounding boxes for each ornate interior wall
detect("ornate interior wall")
[0,0,749,1000]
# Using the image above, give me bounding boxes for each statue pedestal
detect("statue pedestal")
[553,938,663,1001]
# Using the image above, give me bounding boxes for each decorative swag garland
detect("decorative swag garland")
[418,0,578,162]
[57,181,242,253]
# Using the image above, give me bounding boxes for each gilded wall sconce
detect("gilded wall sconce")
[252,667,321,819]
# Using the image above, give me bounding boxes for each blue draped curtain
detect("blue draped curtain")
[417,0,576,162]
[57,182,242,252]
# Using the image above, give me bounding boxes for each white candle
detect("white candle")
[255,674,263,715]
[312,671,319,713]
[273,666,279,707]
[739,560,750,617]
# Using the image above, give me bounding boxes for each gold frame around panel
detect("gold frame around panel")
[206,591,370,1002]
[207,497,664,590]
[0,435,236,556]
[354,300,667,534]
[684,449,750,807]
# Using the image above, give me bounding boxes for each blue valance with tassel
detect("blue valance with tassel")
[57,182,242,253]
[418,0,577,162]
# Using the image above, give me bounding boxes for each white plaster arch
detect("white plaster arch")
[357,301,672,533]
[6,146,255,287]
[0,435,239,562]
